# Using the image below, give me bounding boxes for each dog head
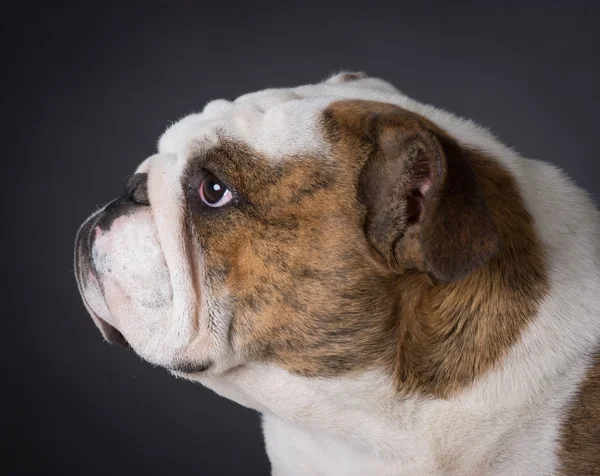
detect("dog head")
[75,72,546,403]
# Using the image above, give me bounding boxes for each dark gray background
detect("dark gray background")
[7,1,599,475]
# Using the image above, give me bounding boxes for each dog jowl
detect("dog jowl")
[74,72,600,476]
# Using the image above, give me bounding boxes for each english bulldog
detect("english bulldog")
[74,72,600,475]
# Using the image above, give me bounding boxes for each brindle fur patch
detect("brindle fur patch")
[183,100,548,397]
[183,137,399,377]
[559,351,600,475]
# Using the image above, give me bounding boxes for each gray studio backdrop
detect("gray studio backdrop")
[9,2,598,475]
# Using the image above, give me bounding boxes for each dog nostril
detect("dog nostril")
[124,173,150,205]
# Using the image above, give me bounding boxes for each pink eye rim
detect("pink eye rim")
[198,173,234,208]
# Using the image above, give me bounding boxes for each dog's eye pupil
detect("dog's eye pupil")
[204,178,224,203]
[199,173,233,208]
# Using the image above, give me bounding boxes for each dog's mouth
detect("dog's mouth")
[75,218,214,375]
[74,210,130,348]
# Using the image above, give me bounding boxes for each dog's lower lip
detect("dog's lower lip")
[170,361,213,374]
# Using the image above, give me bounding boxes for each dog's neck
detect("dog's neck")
[201,358,565,475]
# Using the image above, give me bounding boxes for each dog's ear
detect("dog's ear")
[332,101,500,281]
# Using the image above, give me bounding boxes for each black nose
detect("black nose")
[123,173,150,205]
[94,173,150,232]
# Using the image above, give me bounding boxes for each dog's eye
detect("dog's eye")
[199,173,233,207]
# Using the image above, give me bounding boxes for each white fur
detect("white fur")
[77,72,600,475]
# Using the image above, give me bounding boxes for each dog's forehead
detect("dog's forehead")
[157,91,333,160]
[157,75,401,161]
